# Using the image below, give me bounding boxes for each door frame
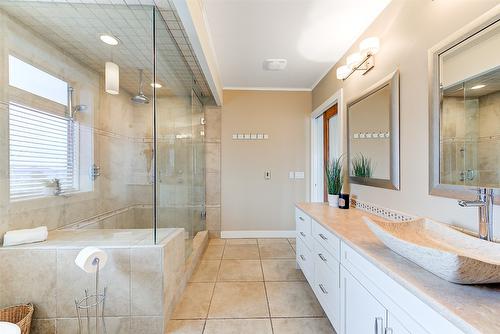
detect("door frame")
[310,89,344,202]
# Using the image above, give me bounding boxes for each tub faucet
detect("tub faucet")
[458,188,494,241]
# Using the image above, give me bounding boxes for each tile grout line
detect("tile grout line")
[257,238,275,334]
[202,239,226,333]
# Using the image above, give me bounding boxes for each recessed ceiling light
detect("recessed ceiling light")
[100,34,119,46]
[471,84,485,90]
[151,82,162,88]
[263,59,287,71]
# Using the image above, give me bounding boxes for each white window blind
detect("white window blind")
[9,103,79,200]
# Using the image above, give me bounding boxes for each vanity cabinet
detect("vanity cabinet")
[340,266,386,334]
[295,207,465,334]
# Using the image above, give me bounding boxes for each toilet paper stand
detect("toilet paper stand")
[74,258,108,334]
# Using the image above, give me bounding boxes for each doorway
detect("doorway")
[310,89,343,203]
[322,104,339,201]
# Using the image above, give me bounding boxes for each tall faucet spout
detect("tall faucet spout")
[458,188,494,242]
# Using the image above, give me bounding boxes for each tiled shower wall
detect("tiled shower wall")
[441,91,500,187]
[205,107,222,238]
[0,10,153,241]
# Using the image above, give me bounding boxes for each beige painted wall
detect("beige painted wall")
[221,90,311,232]
[312,0,500,238]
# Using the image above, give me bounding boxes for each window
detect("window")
[8,56,79,200]
[8,55,68,106]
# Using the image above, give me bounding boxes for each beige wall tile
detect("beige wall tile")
[31,319,56,334]
[130,316,164,334]
[56,316,131,334]
[131,247,163,316]
[206,173,221,206]
[0,249,56,318]
[205,143,221,174]
[208,282,269,318]
[204,107,221,142]
[206,207,221,236]
[56,248,131,318]
[204,319,272,334]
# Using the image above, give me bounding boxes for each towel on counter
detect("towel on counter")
[3,226,48,247]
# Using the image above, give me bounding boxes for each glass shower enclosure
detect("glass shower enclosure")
[0,2,206,252]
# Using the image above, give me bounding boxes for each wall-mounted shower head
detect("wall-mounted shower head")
[131,69,150,104]
[67,86,87,120]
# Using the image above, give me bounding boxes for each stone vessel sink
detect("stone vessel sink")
[362,216,500,284]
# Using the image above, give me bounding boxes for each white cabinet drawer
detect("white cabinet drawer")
[313,238,339,275]
[296,208,312,249]
[312,220,340,262]
[296,237,314,282]
[314,247,340,331]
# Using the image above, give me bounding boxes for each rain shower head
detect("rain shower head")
[131,69,150,104]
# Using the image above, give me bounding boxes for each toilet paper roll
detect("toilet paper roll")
[75,247,108,273]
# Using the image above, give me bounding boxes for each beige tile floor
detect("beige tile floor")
[166,238,336,334]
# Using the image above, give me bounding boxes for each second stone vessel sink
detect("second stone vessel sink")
[362,216,500,284]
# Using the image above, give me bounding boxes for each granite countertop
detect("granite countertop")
[296,202,500,334]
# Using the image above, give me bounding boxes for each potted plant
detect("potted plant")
[326,156,344,207]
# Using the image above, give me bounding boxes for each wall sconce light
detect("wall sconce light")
[337,37,380,80]
[105,61,119,95]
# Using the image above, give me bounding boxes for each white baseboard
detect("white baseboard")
[220,230,296,239]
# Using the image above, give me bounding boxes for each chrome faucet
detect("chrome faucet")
[458,188,494,241]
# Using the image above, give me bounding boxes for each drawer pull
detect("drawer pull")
[375,317,384,334]
[318,253,327,262]
[300,232,306,237]
[300,254,306,261]
[298,216,305,221]
[319,233,328,240]
[318,284,328,294]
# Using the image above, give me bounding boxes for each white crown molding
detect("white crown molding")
[223,86,312,92]
[220,230,296,238]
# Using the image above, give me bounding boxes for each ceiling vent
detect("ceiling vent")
[263,59,287,71]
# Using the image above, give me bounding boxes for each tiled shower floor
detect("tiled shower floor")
[166,238,336,334]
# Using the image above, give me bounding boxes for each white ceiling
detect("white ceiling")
[204,0,391,90]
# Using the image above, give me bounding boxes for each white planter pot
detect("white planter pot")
[328,194,339,207]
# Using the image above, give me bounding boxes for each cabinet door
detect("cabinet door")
[386,312,411,334]
[341,266,386,334]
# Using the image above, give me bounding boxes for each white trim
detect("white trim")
[223,86,312,92]
[310,89,344,202]
[221,230,296,238]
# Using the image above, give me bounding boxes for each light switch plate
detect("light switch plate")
[232,134,237,139]
[257,134,264,139]
[264,134,269,139]
[237,134,244,139]
[251,134,257,139]
[289,171,295,179]
[244,134,251,139]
